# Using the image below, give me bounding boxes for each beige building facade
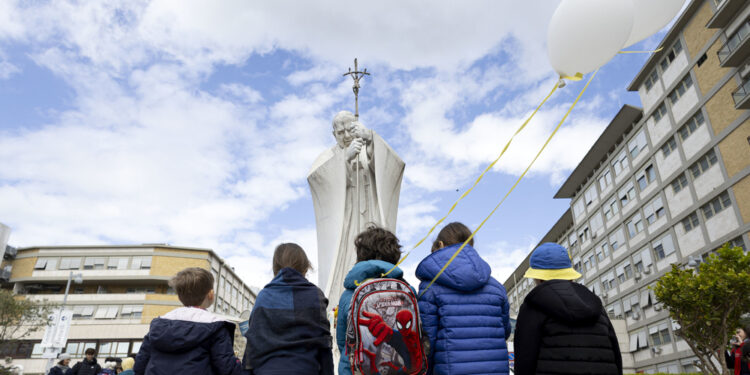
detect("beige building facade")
[1,244,256,374]
[505,0,750,372]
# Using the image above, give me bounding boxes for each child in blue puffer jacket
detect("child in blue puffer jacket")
[416,222,512,375]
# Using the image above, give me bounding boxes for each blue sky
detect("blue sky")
[0,1,674,289]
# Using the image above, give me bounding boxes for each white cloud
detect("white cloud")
[0,60,19,79]
[0,0,621,296]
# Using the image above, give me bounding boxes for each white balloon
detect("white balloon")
[547,0,635,78]
[624,0,686,48]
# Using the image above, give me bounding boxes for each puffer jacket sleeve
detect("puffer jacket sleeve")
[133,334,151,375]
[336,290,352,375]
[418,282,439,375]
[210,324,242,375]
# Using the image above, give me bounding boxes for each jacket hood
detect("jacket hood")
[147,307,233,353]
[268,267,313,288]
[525,279,602,324]
[415,244,491,292]
[343,260,403,290]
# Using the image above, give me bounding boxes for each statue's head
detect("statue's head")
[332,110,356,148]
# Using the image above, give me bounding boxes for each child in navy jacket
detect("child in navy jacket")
[134,267,242,375]
[243,243,333,375]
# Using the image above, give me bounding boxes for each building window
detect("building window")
[617,260,633,283]
[644,196,666,225]
[120,305,144,319]
[597,242,610,261]
[98,341,130,358]
[584,185,597,206]
[130,256,152,270]
[637,164,657,191]
[84,257,106,270]
[601,271,616,292]
[628,129,648,159]
[661,136,677,157]
[59,257,82,270]
[682,212,700,232]
[678,111,705,141]
[660,40,683,72]
[584,251,597,272]
[619,182,636,207]
[598,169,613,190]
[653,102,668,122]
[650,322,672,346]
[726,237,747,252]
[690,149,718,179]
[94,306,119,319]
[65,342,97,357]
[578,226,590,243]
[670,173,689,193]
[645,70,659,91]
[653,233,676,260]
[590,213,604,235]
[34,258,58,271]
[613,150,629,176]
[604,197,619,220]
[701,191,732,220]
[609,228,625,251]
[108,257,129,270]
[626,213,644,238]
[668,74,694,105]
[573,199,585,218]
[71,305,95,319]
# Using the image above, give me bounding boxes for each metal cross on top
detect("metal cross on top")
[343,58,370,119]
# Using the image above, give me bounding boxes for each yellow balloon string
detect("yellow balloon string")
[561,73,583,81]
[377,81,560,279]
[418,68,599,298]
[618,46,664,54]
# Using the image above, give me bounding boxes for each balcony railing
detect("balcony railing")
[718,19,750,66]
[733,78,750,109]
[707,0,745,29]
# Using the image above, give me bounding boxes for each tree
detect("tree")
[652,244,750,375]
[0,288,55,354]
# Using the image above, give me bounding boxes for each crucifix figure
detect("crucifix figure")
[307,59,405,304]
[343,58,370,119]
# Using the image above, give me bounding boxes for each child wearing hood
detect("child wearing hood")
[134,267,242,375]
[242,243,334,375]
[48,353,72,375]
[416,222,512,375]
[336,226,407,375]
[514,243,621,375]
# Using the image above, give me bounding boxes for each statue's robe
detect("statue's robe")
[307,132,404,301]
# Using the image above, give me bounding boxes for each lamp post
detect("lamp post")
[44,271,83,372]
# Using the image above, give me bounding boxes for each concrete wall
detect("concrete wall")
[718,119,750,178]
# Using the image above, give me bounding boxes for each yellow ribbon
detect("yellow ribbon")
[561,73,583,81]
[418,68,599,298]
[618,46,664,54]
[377,81,560,279]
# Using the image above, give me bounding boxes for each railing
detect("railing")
[718,19,750,63]
[732,78,750,106]
[0,267,10,282]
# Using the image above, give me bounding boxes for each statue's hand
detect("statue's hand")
[352,122,372,142]
[346,138,364,161]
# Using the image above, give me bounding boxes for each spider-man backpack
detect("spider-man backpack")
[345,278,429,375]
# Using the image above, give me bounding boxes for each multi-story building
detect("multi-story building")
[505,0,750,372]
[0,244,256,374]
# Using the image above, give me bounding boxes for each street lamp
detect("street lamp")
[44,271,83,372]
